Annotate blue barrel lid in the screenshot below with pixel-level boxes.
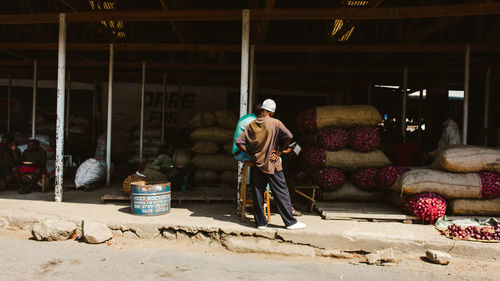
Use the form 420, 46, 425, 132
131, 181, 171, 194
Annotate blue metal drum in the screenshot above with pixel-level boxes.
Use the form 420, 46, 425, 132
130, 181, 171, 216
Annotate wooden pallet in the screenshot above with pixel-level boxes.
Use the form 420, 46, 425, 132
316, 201, 418, 222
101, 186, 235, 204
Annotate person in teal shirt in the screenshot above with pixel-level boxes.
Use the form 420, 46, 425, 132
232, 103, 262, 161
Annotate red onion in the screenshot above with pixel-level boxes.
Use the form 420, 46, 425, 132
351, 168, 379, 191
314, 167, 345, 192
297, 108, 317, 133
403, 192, 447, 224
479, 171, 500, 199
317, 127, 348, 151
377, 166, 411, 190
348, 126, 381, 152
446, 224, 500, 241
302, 146, 326, 170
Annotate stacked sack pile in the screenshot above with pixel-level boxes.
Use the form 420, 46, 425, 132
128, 128, 162, 164
189, 110, 238, 186
297, 105, 395, 201
391, 146, 500, 223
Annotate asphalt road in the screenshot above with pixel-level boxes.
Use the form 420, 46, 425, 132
0, 228, 498, 281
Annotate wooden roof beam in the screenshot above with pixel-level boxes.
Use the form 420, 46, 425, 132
2, 3, 500, 24
1, 42, 499, 53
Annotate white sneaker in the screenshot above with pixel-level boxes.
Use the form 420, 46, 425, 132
286, 221, 306, 230
257, 224, 267, 230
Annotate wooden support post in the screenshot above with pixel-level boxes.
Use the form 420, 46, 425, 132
32, 60, 37, 139
55, 13, 66, 203
401, 67, 408, 142
106, 44, 113, 186
65, 70, 71, 139
463, 44, 470, 145
237, 9, 250, 210
7, 74, 12, 133
161, 73, 166, 144
483, 67, 491, 145
139, 62, 146, 162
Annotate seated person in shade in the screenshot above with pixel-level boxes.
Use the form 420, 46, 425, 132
0, 134, 21, 190
14, 139, 47, 194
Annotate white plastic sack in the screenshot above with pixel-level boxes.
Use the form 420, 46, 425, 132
438, 120, 462, 148
75, 158, 106, 188
35, 134, 51, 146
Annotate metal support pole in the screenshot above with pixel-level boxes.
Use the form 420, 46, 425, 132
161, 73, 166, 144
367, 81, 372, 105
65, 70, 71, 139
463, 44, 470, 145
106, 44, 114, 186
401, 67, 408, 142
55, 13, 66, 203
32, 60, 38, 139
248, 44, 255, 113
139, 62, 146, 162
237, 9, 250, 211
483, 68, 491, 145
7, 74, 12, 133
92, 78, 97, 145
418, 90, 423, 144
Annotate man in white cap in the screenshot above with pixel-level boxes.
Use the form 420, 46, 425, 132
236, 99, 306, 230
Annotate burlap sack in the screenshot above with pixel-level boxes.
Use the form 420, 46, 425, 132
173, 148, 191, 166
189, 111, 216, 128
321, 180, 382, 201
433, 146, 500, 173
195, 170, 219, 183
122, 174, 146, 196
222, 142, 233, 155
190, 127, 234, 144
214, 109, 239, 130
191, 141, 220, 154
192, 154, 237, 171
392, 169, 482, 199
450, 198, 500, 216
325, 149, 390, 171
219, 170, 237, 184
316, 105, 382, 129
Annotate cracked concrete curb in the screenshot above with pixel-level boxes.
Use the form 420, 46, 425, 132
1, 213, 499, 260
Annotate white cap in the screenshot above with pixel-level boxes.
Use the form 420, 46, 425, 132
261, 99, 276, 113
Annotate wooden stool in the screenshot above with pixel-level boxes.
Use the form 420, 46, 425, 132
23, 173, 50, 192
239, 161, 271, 222
295, 185, 319, 212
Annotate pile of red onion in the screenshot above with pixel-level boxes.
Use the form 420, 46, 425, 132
403, 192, 447, 224
317, 127, 348, 151
351, 168, 379, 191
314, 167, 345, 192
377, 166, 411, 190
478, 171, 500, 199
302, 146, 326, 170
348, 126, 381, 152
297, 108, 317, 133
446, 224, 500, 241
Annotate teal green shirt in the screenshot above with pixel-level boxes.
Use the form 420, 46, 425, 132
232, 113, 257, 154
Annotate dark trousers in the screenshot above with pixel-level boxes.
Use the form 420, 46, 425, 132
253, 168, 297, 227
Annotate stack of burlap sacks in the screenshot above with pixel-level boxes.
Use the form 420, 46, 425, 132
189, 110, 238, 186
391, 146, 500, 216
297, 105, 391, 201
128, 128, 162, 164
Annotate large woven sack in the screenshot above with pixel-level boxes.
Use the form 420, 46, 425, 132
433, 146, 500, 173
173, 148, 191, 166
321, 181, 382, 201
191, 141, 220, 154
392, 169, 482, 199
195, 170, 219, 183
122, 174, 146, 196
189, 111, 216, 128
222, 142, 233, 155
192, 154, 237, 171
214, 109, 239, 130
190, 127, 234, 144
219, 170, 237, 184
450, 198, 500, 216
298, 105, 381, 133
325, 149, 390, 171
